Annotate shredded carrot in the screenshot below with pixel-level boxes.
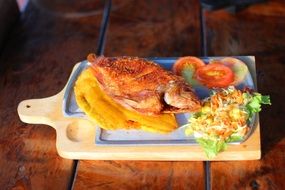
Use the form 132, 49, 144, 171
187, 87, 250, 141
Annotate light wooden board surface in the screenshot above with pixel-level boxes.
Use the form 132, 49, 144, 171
17, 62, 261, 161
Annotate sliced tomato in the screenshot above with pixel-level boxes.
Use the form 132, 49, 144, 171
195, 63, 234, 88
172, 56, 205, 75
172, 56, 205, 86
210, 58, 249, 86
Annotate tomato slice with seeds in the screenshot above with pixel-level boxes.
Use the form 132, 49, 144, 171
172, 56, 205, 75
195, 63, 234, 88
172, 56, 205, 86
210, 58, 249, 86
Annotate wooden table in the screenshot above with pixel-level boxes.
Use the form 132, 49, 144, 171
0, 0, 284, 189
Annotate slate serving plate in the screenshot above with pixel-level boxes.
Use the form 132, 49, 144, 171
62, 56, 256, 146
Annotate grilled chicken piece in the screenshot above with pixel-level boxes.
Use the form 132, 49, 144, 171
87, 54, 201, 115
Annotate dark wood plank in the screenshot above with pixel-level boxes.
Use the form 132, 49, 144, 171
74, 1, 205, 189
204, 1, 285, 189
0, 1, 102, 189
104, 0, 202, 57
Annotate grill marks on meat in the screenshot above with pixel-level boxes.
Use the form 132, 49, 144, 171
87, 54, 201, 115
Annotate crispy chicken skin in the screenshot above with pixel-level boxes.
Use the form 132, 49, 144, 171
87, 54, 201, 115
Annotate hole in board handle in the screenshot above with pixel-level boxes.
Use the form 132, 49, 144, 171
26, 105, 31, 108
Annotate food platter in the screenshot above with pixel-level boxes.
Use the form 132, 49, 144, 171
63, 56, 256, 146
18, 56, 262, 160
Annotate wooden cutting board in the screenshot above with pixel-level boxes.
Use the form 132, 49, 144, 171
17, 61, 261, 161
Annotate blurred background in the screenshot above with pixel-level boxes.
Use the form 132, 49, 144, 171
0, 0, 284, 189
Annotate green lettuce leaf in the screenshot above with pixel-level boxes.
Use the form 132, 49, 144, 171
226, 135, 243, 143
196, 135, 244, 158
245, 93, 271, 118
196, 138, 227, 158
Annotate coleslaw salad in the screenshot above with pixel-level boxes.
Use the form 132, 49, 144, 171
184, 86, 271, 158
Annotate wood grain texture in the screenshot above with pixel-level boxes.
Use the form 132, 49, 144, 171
74, 0, 205, 189
204, 0, 285, 189
74, 160, 204, 190
0, 1, 102, 189
104, 0, 202, 57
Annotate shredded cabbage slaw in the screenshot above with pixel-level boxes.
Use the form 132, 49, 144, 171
184, 86, 271, 158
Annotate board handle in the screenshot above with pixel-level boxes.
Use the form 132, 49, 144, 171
17, 63, 80, 129
17, 94, 62, 129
